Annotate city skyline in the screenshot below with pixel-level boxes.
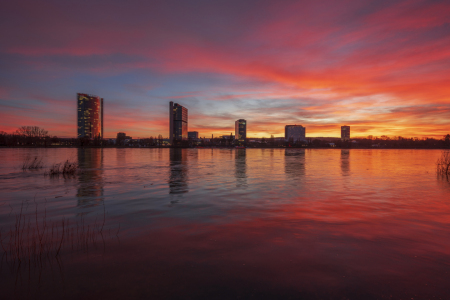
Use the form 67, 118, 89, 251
0, 95, 444, 141
1, 1, 450, 139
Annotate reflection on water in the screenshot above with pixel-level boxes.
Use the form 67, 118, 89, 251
1, 148, 450, 299
168, 148, 188, 194
116, 148, 126, 166
340, 149, 350, 176
284, 149, 305, 178
235, 149, 247, 188
76, 148, 103, 207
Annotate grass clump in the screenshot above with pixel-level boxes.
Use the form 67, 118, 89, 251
0, 201, 120, 268
436, 150, 450, 178
45, 160, 78, 176
22, 156, 43, 170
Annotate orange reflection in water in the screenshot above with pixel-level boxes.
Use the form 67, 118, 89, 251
1, 148, 449, 299
64, 202, 450, 300
76, 148, 103, 207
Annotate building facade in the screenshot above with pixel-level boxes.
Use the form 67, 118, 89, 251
169, 101, 188, 145
235, 119, 247, 146
285, 125, 306, 143
341, 125, 350, 141
188, 131, 198, 139
77, 93, 103, 139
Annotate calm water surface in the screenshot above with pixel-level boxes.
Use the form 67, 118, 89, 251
1, 148, 449, 299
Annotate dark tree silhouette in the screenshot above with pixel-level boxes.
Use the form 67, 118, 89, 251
15, 126, 49, 146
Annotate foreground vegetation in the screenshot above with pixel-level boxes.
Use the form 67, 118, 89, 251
0, 201, 119, 268
22, 156, 44, 170
44, 160, 78, 176
436, 150, 450, 178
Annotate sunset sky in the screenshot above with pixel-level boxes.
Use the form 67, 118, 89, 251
1, 0, 449, 139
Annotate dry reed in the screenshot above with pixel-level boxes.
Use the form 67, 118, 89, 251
22, 156, 43, 170
0, 201, 120, 268
44, 160, 78, 176
436, 150, 450, 178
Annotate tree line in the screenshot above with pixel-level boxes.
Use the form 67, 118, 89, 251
1, 126, 449, 148
0, 126, 53, 147
245, 135, 450, 149
0, 126, 168, 147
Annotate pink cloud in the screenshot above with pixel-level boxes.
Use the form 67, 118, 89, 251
1, 0, 450, 138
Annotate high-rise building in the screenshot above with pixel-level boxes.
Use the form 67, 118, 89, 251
285, 125, 306, 143
169, 101, 188, 145
188, 131, 198, 139
77, 93, 103, 139
235, 119, 247, 146
341, 125, 350, 141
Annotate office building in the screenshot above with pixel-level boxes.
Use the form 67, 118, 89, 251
341, 125, 350, 141
188, 131, 199, 139
169, 101, 188, 145
77, 93, 103, 139
235, 119, 247, 146
285, 125, 306, 143
116, 132, 132, 145
116, 132, 132, 140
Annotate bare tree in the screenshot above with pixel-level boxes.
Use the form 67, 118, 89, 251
444, 134, 450, 147
16, 126, 48, 138
15, 126, 49, 146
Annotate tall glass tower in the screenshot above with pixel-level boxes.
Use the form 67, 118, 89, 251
169, 101, 188, 145
77, 93, 103, 139
235, 119, 247, 147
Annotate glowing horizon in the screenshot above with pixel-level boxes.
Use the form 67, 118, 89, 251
1, 0, 449, 139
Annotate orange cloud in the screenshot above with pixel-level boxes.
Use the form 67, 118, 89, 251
1, 0, 449, 138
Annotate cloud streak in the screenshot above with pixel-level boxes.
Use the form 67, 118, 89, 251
0, 0, 449, 138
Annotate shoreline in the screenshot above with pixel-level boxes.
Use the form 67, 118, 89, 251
1, 146, 449, 150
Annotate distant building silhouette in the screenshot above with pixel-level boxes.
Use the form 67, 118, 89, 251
116, 132, 131, 145
117, 132, 132, 139
341, 125, 350, 141
235, 119, 247, 146
77, 93, 103, 139
188, 131, 198, 139
169, 101, 188, 145
285, 125, 306, 143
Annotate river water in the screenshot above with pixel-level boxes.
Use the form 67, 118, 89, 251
1, 148, 449, 299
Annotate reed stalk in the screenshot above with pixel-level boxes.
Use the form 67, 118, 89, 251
436, 150, 450, 178
22, 156, 44, 170
44, 160, 78, 176
0, 201, 119, 268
